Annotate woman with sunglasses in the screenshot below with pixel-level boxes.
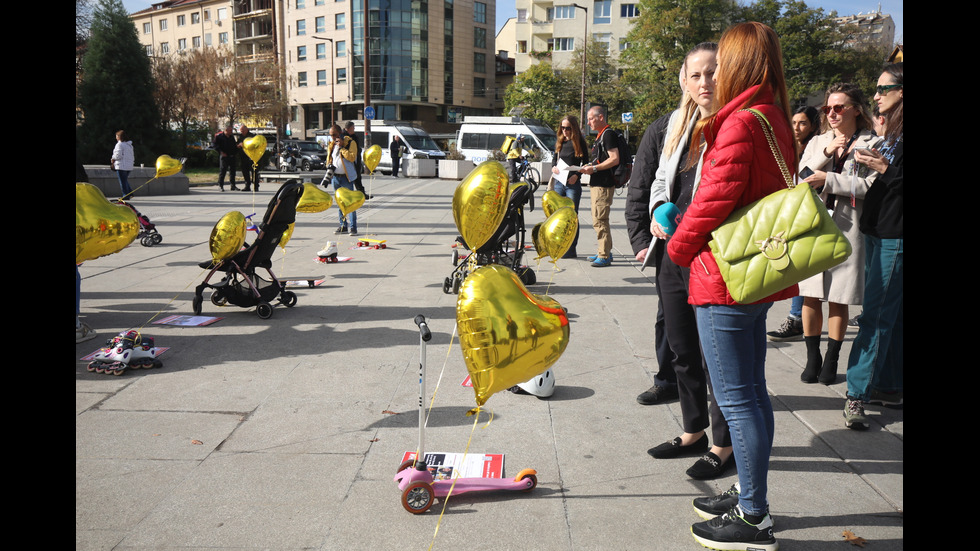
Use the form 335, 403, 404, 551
843, 62, 903, 429
550, 116, 589, 258
797, 83, 881, 385
645, 42, 734, 481
666, 22, 796, 549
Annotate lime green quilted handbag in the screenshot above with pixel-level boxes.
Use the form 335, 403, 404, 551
708, 109, 852, 304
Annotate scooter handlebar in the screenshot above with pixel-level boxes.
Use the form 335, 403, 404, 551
414, 315, 431, 342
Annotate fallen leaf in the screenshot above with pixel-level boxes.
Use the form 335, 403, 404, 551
842, 530, 867, 547
191, 440, 203, 445
381, 410, 398, 415
369, 438, 379, 442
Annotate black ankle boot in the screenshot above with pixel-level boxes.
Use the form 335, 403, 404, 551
801, 335, 821, 383
819, 338, 843, 385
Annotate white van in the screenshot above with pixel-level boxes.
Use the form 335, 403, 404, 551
455, 116, 557, 164
314, 121, 445, 175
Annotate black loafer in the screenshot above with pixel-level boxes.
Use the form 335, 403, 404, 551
637, 384, 679, 405
686, 451, 735, 480
647, 434, 708, 459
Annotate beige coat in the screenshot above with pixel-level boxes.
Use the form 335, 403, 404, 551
797, 130, 882, 305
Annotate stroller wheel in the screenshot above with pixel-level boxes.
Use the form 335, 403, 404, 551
452, 248, 460, 266
281, 291, 297, 307
210, 291, 228, 307
518, 267, 537, 286
452, 273, 463, 294
141, 235, 154, 247
442, 277, 453, 295
256, 302, 274, 319
192, 295, 203, 316
401, 481, 435, 514
152, 233, 163, 245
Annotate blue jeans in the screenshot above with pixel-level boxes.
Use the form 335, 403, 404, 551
789, 295, 803, 319
846, 235, 903, 400
552, 180, 582, 255
696, 302, 773, 516
332, 174, 357, 229
117, 170, 133, 198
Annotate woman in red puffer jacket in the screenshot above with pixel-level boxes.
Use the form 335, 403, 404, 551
669, 22, 794, 551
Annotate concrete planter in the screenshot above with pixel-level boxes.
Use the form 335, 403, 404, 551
81, 165, 190, 197
405, 158, 437, 178
438, 159, 475, 180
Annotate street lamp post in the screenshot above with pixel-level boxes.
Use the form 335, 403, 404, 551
312, 36, 335, 128
572, 4, 588, 133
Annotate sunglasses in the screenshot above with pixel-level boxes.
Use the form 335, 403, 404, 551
875, 84, 902, 95
560, 126, 572, 131
822, 104, 853, 115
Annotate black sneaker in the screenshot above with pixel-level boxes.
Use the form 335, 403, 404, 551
335, 225, 348, 234
693, 484, 740, 520
766, 316, 802, 342
691, 505, 778, 551
636, 384, 679, 405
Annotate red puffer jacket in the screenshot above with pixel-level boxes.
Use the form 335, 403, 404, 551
667, 84, 800, 306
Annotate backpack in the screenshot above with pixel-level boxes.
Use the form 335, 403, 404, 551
596, 128, 633, 188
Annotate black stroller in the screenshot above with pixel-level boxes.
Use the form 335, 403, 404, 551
192, 180, 304, 319
443, 177, 540, 295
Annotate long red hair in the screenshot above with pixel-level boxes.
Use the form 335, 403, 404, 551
691, 22, 793, 159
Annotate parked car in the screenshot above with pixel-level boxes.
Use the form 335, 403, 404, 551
280, 140, 327, 171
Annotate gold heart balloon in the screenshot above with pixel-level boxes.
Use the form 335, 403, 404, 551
452, 161, 510, 251
279, 223, 294, 250
363, 144, 382, 173
209, 211, 247, 263
155, 155, 183, 178
296, 182, 333, 213
456, 264, 569, 407
76, 183, 139, 263
542, 190, 575, 218
335, 187, 365, 217
533, 206, 578, 262
243, 135, 267, 166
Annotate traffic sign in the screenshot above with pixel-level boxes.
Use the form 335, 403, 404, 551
364, 106, 376, 120
622, 112, 633, 124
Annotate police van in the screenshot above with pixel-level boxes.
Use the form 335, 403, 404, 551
455, 117, 557, 164
314, 121, 445, 174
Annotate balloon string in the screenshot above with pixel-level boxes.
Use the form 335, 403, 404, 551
124, 175, 158, 199
427, 406, 483, 551
127, 266, 211, 334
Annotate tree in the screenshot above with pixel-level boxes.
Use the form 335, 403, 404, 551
77, 0, 163, 164
503, 62, 577, 129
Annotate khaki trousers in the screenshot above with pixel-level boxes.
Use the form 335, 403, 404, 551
590, 186, 614, 259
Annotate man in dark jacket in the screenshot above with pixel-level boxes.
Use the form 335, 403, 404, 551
236, 125, 257, 192
625, 112, 680, 406
214, 125, 240, 191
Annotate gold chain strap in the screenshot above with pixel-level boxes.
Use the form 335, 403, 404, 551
741, 109, 795, 189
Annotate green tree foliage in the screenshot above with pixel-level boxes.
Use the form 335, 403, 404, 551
77, 0, 163, 165
503, 61, 576, 129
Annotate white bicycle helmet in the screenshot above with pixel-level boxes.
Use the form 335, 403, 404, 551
516, 369, 555, 398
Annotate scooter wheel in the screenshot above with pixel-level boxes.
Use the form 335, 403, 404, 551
515, 469, 537, 491
401, 481, 435, 514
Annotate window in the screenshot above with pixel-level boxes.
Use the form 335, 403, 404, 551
474, 27, 486, 49
593, 0, 611, 24
621, 4, 639, 18
337, 67, 347, 84
316, 42, 326, 59
178, 38, 187, 51
593, 32, 611, 54
554, 5, 576, 19
473, 77, 486, 97
315, 16, 325, 33
192, 12, 200, 24
517, 40, 527, 54
550, 37, 574, 51
296, 20, 306, 35
619, 39, 630, 51
145, 45, 153, 56
177, 15, 185, 26
296, 0, 305, 7
203, 9, 210, 20
143, 22, 151, 34
216, 7, 228, 20
205, 33, 212, 46
474, 52, 486, 73
474, 2, 486, 23
336, 40, 346, 57
517, 9, 526, 23
297, 45, 307, 61
317, 70, 327, 86
218, 32, 228, 44
335, 13, 345, 29
160, 42, 170, 54
159, 19, 168, 31
192, 36, 201, 48
298, 71, 308, 87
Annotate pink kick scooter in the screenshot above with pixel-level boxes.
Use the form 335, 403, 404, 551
393, 315, 538, 514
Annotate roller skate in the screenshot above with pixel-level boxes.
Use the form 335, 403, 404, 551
86, 330, 161, 376
127, 334, 163, 371
317, 241, 339, 263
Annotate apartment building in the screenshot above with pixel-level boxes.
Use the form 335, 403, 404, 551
132, 0, 237, 57
512, 0, 640, 73
282, 0, 496, 137
833, 10, 896, 49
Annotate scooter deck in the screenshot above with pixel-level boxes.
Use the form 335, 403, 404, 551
281, 276, 326, 287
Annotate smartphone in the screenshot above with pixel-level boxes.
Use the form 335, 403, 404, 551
799, 166, 814, 179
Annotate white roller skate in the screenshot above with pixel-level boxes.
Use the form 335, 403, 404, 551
317, 241, 339, 263
86, 330, 162, 376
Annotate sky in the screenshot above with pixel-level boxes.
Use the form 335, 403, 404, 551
119, 0, 903, 43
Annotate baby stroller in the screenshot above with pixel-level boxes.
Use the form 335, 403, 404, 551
191, 180, 304, 319
443, 177, 539, 295
115, 199, 163, 247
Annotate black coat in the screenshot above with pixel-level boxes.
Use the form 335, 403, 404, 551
624, 113, 671, 255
